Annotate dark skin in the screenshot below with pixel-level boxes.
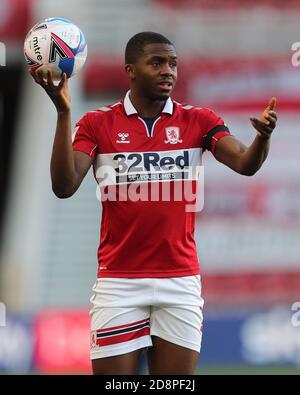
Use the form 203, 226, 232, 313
30, 42, 277, 374
125, 43, 178, 117
215, 97, 277, 176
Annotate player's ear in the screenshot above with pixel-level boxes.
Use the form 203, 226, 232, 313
125, 64, 135, 80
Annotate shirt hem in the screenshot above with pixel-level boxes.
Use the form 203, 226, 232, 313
97, 267, 200, 279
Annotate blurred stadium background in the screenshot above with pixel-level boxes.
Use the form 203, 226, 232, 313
1, 0, 300, 375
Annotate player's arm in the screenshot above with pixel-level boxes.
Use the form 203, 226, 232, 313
214, 98, 277, 176
31, 70, 93, 198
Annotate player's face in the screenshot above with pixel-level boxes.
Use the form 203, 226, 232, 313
132, 43, 177, 101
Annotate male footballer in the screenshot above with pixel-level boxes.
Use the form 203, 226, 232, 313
31, 32, 277, 375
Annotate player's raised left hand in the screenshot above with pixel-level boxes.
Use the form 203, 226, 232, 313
250, 97, 277, 140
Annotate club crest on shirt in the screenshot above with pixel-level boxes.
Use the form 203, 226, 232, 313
164, 127, 182, 144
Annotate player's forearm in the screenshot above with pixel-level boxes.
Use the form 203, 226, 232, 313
239, 134, 270, 176
50, 111, 78, 198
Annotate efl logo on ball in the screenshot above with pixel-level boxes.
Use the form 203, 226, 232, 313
24, 17, 87, 80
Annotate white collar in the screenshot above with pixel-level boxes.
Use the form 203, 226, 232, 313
124, 90, 173, 116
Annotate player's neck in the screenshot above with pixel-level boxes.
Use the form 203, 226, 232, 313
129, 90, 166, 118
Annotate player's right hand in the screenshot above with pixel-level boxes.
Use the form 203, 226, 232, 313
249, 97, 277, 140
30, 69, 71, 114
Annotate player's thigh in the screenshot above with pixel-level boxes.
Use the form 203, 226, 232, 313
147, 304, 203, 374
147, 336, 199, 375
90, 306, 152, 375
92, 348, 144, 375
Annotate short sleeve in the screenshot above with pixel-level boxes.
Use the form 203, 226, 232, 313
203, 109, 231, 154
72, 113, 98, 159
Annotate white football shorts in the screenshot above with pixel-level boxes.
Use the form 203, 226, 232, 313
89, 275, 204, 359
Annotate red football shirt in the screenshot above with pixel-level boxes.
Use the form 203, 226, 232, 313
72, 91, 230, 278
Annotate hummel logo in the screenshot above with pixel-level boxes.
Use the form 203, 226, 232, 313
116, 132, 130, 144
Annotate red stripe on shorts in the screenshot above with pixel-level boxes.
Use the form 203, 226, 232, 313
96, 317, 150, 333
96, 326, 150, 347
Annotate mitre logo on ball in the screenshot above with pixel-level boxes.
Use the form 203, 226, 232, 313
24, 17, 87, 81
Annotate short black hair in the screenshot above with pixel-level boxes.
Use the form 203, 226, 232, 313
125, 31, 174, 64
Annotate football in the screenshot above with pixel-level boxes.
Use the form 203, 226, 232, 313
24, 17, 87, 80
